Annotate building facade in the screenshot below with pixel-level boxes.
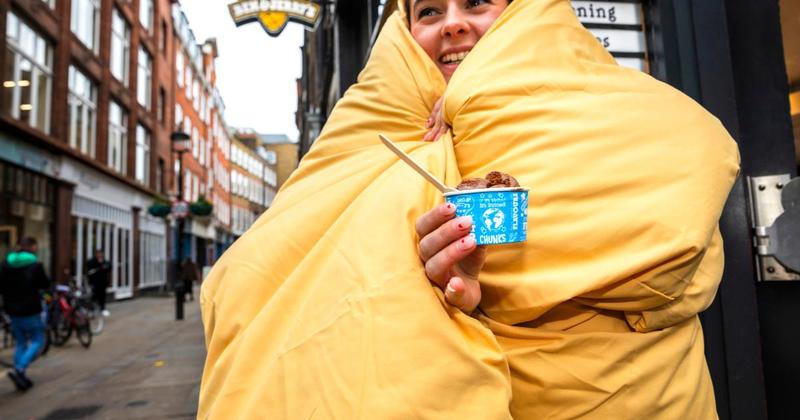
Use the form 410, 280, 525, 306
294, 1, 800, 418
0, 0, 174, 297
229, 132, 272, 237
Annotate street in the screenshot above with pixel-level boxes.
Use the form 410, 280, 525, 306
0, 293, 205, 420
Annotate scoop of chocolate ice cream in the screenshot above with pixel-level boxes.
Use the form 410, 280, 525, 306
486, 171, 520, 188
456, 178, 489, 190
457, 172, 519, 190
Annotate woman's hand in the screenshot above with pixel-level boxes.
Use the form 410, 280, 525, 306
424, 97, 449, 142
416, 203, 486, 313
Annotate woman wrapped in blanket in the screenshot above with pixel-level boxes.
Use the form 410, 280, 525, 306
198, 0, 739, 418
410, 0, 736, 417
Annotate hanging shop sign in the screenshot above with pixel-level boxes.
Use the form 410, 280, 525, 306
571, 1, 648, 72
228, 0, 322, 37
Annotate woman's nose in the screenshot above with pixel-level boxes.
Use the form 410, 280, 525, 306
441, 10, 470, 38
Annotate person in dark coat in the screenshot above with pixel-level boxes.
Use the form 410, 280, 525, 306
0, 237, 51, 391
86, 249, 111, 317
180, 258, 200, 302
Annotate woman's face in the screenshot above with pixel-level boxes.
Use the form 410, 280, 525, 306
409, 0, 509, 81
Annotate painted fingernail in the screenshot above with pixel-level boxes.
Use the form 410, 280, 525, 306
457, 235, 476, 250
455, 216, 472, 230
443, 203, 456, 214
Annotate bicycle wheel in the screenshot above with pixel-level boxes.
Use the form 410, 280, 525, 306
74, 309, 92, 348
50, 308, 72, 346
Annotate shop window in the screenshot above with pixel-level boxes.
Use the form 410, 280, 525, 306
780, 0, 800, 169
110, 8, 130, 86
67, 66, 97, 158
135, 124, 151, 185
137, 47, 152, 108
3, 12, 53, 133
70, 0, 100, 53
108, 101, 128, 174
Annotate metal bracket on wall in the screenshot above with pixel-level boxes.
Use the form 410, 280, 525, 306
747, 174, 800, 281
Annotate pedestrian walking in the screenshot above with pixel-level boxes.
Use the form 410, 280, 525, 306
0, 237, 51, 391
180, 258, 199, 302
86, 250, 111, 317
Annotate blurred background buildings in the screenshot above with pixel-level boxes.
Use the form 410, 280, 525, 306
0, 0, 297, 299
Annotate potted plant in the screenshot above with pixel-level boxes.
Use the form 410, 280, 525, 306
148, 197, 171, 218
190, 195, 213, 217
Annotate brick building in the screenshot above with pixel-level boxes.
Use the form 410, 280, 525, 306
171, 3, 234, 267
0, 0, 175, 297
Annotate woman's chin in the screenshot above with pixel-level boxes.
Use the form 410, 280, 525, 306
438, 63, 459, 82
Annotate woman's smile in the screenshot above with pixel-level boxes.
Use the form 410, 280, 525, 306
410, 0, 509, 81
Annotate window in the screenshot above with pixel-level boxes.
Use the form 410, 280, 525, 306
184, 171, 191, 201
185, 66, 193, 99
3, 12, 53, 133
192, 127, 199, 159
192, 80, 200, 111
71, 0, 100, 52
137, 47, 151, 108
67, 66, 97, 157
110, 9, 130, 85
157, 158, 165, 193
175, 104, 183, 130
160, 20, 168, 53
780, 0, 800, 170
108, 101, 127, 174
139, 0, 153, 32
135, 125, 150, 185
175, 52, 184, 87
158, 87, 165, 124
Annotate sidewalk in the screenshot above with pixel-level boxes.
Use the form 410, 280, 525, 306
0, 293, 205, 420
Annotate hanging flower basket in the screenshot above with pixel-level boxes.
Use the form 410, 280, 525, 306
148, 200, 171, 218
190, 195, 213, 217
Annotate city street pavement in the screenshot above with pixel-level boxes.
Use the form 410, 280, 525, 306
0, 291, 205, 420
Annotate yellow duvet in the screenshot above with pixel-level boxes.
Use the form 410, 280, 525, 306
199, 0, 740, 418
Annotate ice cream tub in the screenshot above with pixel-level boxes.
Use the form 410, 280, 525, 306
443, 187, 529, 245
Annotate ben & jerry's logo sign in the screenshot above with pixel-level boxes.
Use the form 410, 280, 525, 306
228, 0, 322, 37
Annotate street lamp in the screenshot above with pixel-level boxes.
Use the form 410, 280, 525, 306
171, 130, 191, 321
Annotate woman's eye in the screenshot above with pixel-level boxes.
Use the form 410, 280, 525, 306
417, 7, 438, 19
466, 0, 489, 8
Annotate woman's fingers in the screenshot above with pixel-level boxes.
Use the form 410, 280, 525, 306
415, 203, 456, 239
424, 235, 477, 289
418, 215, 473, 262
423, 97, 449, 141
445, 276, 482, 313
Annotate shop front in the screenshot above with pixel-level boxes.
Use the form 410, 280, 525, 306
0, 132, 64, 277
59, 157, 165, 299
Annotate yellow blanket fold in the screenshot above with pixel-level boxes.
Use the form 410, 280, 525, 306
199, 0, 739, 418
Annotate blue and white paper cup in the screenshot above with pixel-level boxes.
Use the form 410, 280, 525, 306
444, 187, 529, 245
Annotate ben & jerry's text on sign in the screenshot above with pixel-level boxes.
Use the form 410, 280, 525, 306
229, 0, 321, 37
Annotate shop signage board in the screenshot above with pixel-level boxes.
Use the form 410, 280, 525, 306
228, 0, 322, 37
571, 0, 648, 73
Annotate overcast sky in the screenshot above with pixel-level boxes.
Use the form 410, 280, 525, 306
179, 1, 304, 141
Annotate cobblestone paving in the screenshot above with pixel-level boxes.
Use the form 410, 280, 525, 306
0, 292, 205, 420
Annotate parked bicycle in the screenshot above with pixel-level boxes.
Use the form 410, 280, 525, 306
47, 284, 91, 348
74, 282, 104, 336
